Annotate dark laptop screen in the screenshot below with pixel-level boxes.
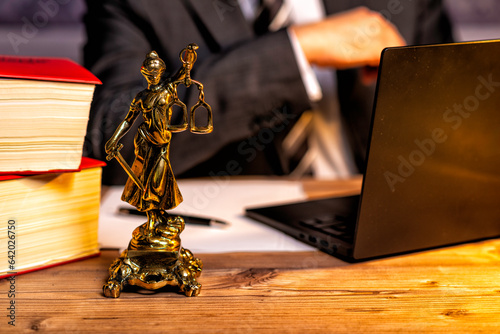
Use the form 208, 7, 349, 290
355, 40, 500, 259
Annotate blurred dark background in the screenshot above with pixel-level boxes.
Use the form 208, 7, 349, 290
0, 0, 498, 64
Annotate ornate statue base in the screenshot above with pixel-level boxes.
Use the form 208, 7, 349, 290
103, 214, 202, 298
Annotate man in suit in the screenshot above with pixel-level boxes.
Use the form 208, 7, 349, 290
83, 0, 453, 184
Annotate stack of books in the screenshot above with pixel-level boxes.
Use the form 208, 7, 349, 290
0, 55, 103, 278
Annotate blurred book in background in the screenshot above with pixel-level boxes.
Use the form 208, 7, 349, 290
0, 55, 101, 173
0, 157, 105, 278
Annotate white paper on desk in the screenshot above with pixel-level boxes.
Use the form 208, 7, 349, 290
98, 179, 315, 253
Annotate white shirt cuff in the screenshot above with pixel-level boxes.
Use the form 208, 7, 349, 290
287, 27, 323, 102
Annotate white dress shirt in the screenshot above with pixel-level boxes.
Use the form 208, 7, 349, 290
239, 0, 357, 178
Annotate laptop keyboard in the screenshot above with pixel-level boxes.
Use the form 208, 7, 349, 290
245, 195, 361, 257
299, 214, 355, 242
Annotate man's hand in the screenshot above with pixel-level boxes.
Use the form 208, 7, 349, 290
291, 7, 406, 69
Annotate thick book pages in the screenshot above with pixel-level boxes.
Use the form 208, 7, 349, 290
0, 55, 101, 172
0, 157, 105, 278
0, 151, 103, 176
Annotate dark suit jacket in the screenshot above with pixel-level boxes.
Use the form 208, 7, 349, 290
84, 0, 453, 184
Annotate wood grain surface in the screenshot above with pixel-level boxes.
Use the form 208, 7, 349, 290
3, 177, 500, 333
3, 239, 500, 333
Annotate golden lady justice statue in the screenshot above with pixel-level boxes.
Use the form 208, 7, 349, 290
103, 43, 213, 298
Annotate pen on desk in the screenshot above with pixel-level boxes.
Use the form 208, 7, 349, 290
117, 207, 229, 228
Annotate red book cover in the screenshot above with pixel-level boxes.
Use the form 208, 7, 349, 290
0, 157, 106, 180
0, 55, 101, 85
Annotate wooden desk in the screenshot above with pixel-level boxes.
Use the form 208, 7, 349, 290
3, 178, 500, 333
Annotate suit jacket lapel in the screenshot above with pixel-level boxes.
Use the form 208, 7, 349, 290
183, 0, 253, 51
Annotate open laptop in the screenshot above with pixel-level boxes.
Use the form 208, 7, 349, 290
246, 39, 500, 261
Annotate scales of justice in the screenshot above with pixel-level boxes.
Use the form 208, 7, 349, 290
103, 43, 213, 298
